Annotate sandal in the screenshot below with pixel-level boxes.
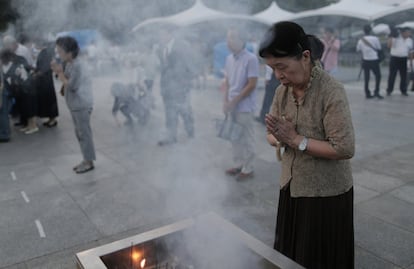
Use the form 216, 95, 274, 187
73, 162, 83, 171
225, 167, 242, 176
75, 162, 94, 174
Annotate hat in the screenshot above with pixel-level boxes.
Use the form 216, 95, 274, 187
259, 21, 310, 58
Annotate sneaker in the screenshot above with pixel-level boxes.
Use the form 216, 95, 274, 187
24, 127, 39, 134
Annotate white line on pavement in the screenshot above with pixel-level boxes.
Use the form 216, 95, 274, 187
21, 191, 30, 203
35, 220, 46, 238
11, 171, 16, 181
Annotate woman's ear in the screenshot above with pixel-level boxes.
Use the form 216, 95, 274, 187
302, 50, 312, 63
303, 50, 311, 59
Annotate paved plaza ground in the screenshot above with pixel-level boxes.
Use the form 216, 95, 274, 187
1, 65, 414, 268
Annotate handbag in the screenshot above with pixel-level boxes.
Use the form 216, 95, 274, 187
361, 37, 384, 62
377, 49, 385, 62
215, 114, 244, 142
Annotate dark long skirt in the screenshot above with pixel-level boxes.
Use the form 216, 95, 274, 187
274, 183, 354, 269
36, 71, 58, 118
0, 93, 11, 140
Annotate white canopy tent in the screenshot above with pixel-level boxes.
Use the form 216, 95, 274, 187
253, 2, 294, 25
371, 0, 414, 20
288, 0, 391, 22
131, 0, 414, 33
396, 21, 414, 28
132, 0, 263, 32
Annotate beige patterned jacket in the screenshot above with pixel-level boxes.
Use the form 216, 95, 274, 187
270, 65, 355, 197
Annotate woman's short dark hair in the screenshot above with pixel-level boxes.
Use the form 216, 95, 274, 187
308, 35, 324, 60
56, 36, 80, 58
259, 21, 310, 59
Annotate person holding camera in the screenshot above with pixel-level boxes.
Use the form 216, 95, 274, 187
386, 27, 413, 96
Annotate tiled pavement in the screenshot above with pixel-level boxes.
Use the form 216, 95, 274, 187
0, 66, 413, 268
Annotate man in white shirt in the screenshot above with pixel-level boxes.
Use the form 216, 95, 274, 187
356, 25, 383, 99
2, 35, 35, 68
386, 27, 413, 96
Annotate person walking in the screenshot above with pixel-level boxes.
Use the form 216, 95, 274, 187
356, 24, 384, 99
260, 21, 355, 269
223, 28, 259, 181
51, 36, 96, 174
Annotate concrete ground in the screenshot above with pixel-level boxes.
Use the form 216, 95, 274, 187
0, 65, 414, 269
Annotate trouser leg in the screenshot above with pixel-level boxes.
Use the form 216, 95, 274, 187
163, 97, 178, 141
387, 57, 398, 94
363, 61, 371, 97
372, 61, 381, 95
231, 112, 255, 174
178, 94, 194, 137
70, 109, 96, 161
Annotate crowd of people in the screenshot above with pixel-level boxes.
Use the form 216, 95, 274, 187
357, 24, 414, 99
1, 19, 414, 268
0, 35, 58, 142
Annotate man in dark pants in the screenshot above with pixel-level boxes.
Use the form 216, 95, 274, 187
158, 27, 196, 146
256, 65, 280, 124
386, 27, 413, 96
356, 25, 383, 99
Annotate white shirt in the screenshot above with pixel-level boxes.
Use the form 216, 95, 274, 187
356, 35, 381, 60
15, 44, 34, 67
390, 36, 413, 57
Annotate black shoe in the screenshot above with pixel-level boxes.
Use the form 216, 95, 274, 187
402, 92, 409, 96
366, 95, 374, 99
0, 138, 10, 143
374, 94, 384, 99
14, 122, 23, 126
157, 138, 177, 146
386, 92, 392, 96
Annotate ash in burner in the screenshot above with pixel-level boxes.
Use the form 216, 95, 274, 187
100, 230, 279, 269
